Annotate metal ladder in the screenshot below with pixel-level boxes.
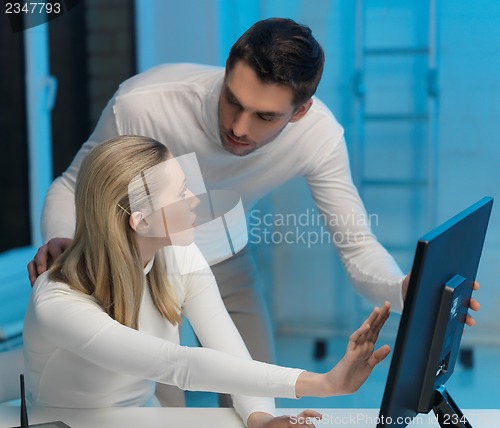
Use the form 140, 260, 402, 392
314, 1, 440, 361
352, 0, 439, 264
348, 0, 440, 347
346, 1, 474, 369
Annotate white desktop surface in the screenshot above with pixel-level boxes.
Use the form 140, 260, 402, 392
0, 406, 500, 428
1, 406, 499, 428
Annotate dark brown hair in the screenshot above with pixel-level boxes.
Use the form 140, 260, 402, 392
226, 18, 325, 106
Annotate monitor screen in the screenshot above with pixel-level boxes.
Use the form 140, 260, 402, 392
377, 196, 493, 428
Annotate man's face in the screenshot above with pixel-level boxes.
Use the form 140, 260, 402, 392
218, 60, 310, 156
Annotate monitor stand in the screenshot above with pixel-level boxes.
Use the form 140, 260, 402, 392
432, 385, 473, 428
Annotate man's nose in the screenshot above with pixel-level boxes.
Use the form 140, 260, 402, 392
232, 111, 251, 138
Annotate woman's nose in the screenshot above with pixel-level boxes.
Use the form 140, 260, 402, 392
187, 189, 200, 209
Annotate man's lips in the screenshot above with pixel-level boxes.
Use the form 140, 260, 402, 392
225, 132, 250, 146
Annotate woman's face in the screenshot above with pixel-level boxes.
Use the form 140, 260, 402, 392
136, 158, 200, 246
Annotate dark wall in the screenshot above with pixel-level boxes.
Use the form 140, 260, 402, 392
0, 0, 136, 252
49, 0, 91, 178
0, 17, 29, 252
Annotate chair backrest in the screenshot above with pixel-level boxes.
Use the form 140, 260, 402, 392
0, 348, 23, 402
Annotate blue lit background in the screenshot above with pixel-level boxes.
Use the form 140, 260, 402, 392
1, 0, 499, 411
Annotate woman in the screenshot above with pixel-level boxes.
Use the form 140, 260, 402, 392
23, 135, 391, 428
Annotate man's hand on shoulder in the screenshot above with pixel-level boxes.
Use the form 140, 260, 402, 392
27, 237, 73, 286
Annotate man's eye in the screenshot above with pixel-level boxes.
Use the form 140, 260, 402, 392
258, 115, 274, 122
225, 92, 240, 107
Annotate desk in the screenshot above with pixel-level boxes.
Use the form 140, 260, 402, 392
0, 406, 499, 427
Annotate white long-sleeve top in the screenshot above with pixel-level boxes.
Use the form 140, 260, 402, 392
41, 63, 404, 312
23, 244, 303, 424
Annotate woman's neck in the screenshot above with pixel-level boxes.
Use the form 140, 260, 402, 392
134, 234, 170, 267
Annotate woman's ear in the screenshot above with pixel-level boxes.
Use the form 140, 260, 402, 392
129, 211, 149, 233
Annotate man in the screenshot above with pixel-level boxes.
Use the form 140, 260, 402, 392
28, 17, 479, 409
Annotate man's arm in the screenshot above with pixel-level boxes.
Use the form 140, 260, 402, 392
305, 134, 405, 312
304, 124, 480, 324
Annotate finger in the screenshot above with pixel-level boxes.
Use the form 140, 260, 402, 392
465, 314, 476, 327
349, 322, 371, 344
27, 260, 38, 286
352, 308, 381, 343
365, 303, 391, 342
350, 303, 391, 346
352, 312, 387, 345
298, 409, 323, 419
297, 410, 322, 428
369, 302, 391, 331
367, 344, 391, 369
469, 298, 480, 312
47, 239, 65, 260
33, 245, 49, 275
473, 281, 480, 291
364, 306, 382, 327
365, 302, 390, 328
289, 410, 322, 428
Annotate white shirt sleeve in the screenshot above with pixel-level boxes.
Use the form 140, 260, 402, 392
31, 274, 302, 426
41, 98, 121, 241
178, 245, 284, 423
305, 132, 405, 313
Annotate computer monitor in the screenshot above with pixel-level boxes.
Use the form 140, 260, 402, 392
377, 196, 493, 428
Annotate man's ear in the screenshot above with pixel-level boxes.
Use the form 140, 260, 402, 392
290, 99, 313, 123
129, 212, 149, 233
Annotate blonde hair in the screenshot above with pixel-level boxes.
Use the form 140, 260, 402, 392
50, 135, 181, 328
